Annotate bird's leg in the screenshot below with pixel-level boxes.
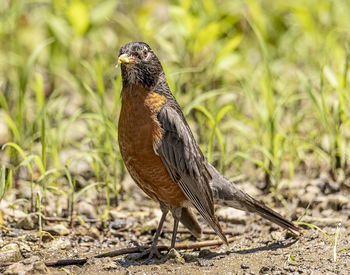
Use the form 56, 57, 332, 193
170, 218, 179, 249
168, 206, 181, 253
128, 203, 168, 261
147, 205, 168, 259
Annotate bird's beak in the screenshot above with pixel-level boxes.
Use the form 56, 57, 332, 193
118, 54, 135, 64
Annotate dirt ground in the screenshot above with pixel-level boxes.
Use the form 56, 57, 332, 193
1, 175, 349, 274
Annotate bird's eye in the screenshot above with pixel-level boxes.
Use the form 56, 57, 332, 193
143, 49, 148, 58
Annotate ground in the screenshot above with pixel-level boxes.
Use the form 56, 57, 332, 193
0, 174, 349, 274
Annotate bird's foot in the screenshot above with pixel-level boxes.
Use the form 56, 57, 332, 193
127, 246, 163, 263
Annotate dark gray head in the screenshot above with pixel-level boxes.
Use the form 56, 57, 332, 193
118, 42, 164, 88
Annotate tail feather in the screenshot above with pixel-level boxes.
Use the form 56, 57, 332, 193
179, 207, 202, 239
208, 164, 299, 233
238, 191, 299, 232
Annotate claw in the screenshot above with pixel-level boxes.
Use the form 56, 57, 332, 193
127, 246, 164, 263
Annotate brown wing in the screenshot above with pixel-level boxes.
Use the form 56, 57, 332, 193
154, 103, 228, 245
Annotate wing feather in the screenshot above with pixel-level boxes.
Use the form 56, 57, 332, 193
154, 104, 227, 244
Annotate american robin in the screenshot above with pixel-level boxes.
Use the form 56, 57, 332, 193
117, 42, 299, 259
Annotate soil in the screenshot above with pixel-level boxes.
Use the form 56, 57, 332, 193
1, 175, 350, 274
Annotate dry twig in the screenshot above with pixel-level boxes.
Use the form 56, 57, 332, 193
162, 228, 238, 236
95, 236, 236, 259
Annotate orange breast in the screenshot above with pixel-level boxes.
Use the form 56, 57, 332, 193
118, 85, 187, 207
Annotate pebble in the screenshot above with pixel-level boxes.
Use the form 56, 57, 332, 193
47, 238, 72, 250
167, 248, 185, 264
4, 259, 50, 275
24, 234, 39, 242
284, 265, 295, 272
271, 231, 283, 241
77, 201, 97, 219
0, 243, 23, 264
110, 218, 127, 230
8, 209, 27, 220
17, 213, 38, 230
18, 242, 31, 255
84, 257, 119, 271
197, 258, 213, 267
45, 223, 70, 236
88, 226, 100, 239
241, 263, 249, 269
109, 209, 128, 219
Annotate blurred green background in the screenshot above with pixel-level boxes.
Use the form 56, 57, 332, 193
0, 0, 350, 216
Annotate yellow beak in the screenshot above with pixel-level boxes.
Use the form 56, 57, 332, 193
118, 54, 135, 64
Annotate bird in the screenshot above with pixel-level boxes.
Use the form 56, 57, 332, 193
117, 41, 299, 259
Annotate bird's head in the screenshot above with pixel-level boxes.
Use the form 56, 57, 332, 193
118, 42, 164, 88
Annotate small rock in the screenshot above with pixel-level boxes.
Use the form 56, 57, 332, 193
84, 257, 120, 271
47, 238, 72, 250
167, 248, 184, 264
22, 256, 41, 264
18, 242, 31, 255
43, 190, 61, 217
4, 259, 50, 275
45, 223, 70, 236
24, 234, 39, 242
77, 201, 96, 219
0, 243, 23, 264
8, 209, 27, 220
88, 226, 100, 239
75, 225, 88, 236
102, 259, 119, 271
284, 265, 295, 272
110, 218, 127, 230
167, 248, 181, 259
197, 258, 213, 267
80, 242, 93, 247
6, 230, 20, 238
241, 263, 249, 269
109, 210, 128, 219
17, 213, 38, 230
271, 231, 283, 241
75, 225, 100, 239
